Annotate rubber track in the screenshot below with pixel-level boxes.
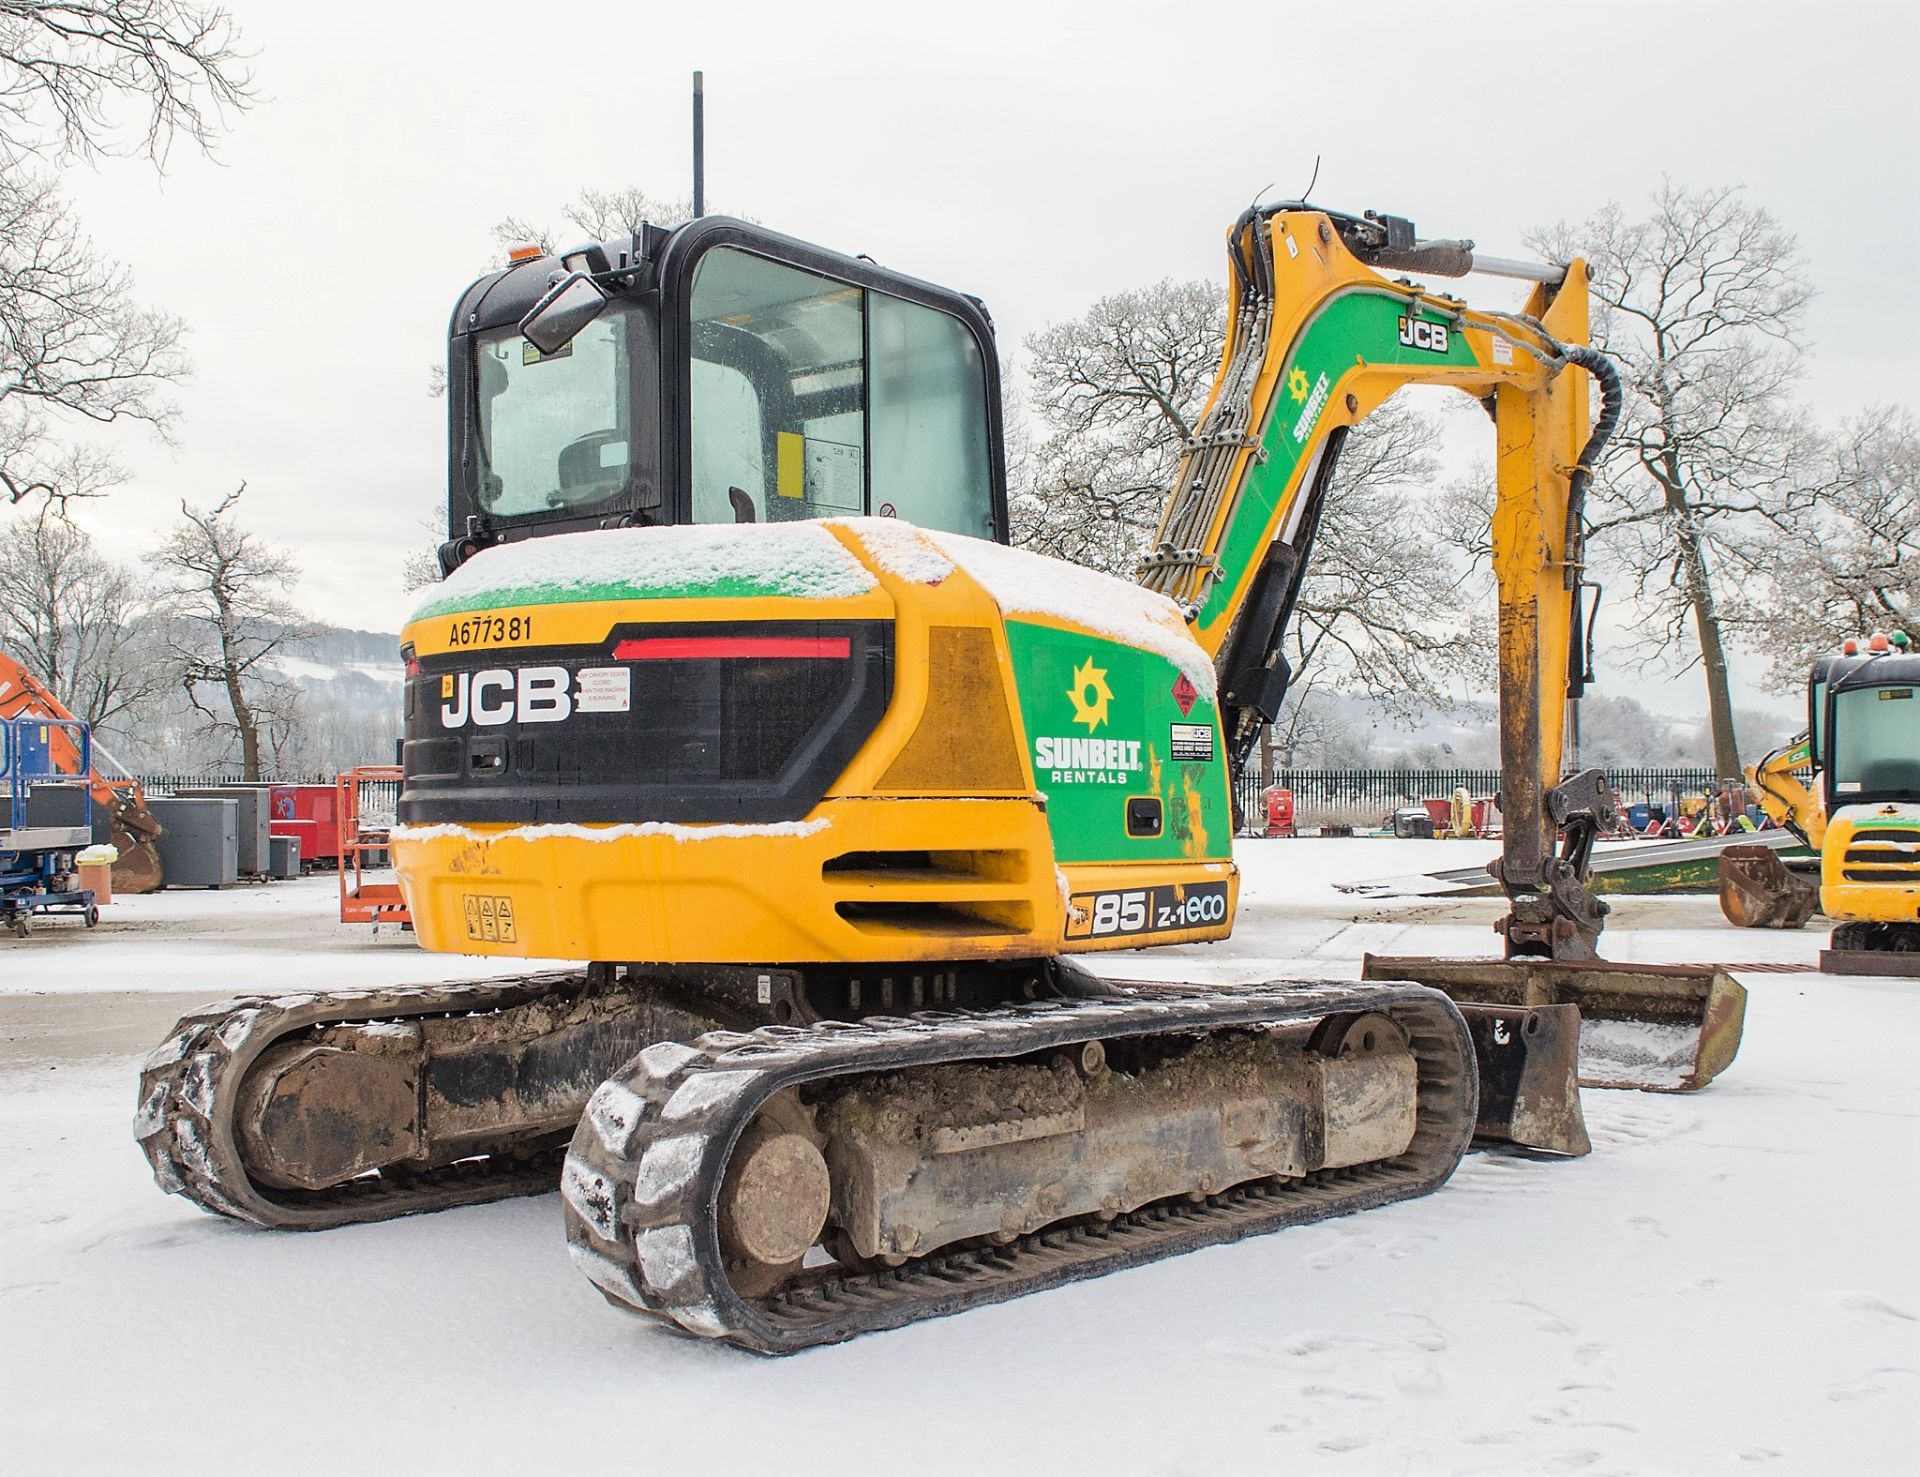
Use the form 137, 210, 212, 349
562, 981, 1476, 1354
133, 972, 593, 1229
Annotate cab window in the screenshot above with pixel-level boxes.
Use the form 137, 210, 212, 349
475, 308, 633, 517
688, 247, 993, 535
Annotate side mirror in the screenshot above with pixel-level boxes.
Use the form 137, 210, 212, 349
519, 272, 609, 357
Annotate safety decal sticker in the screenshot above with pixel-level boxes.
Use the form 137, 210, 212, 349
463, 894, 518, 943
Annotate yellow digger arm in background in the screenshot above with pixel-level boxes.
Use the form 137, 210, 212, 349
1746, 736, 1824, 847
1139, 206, 1624, 960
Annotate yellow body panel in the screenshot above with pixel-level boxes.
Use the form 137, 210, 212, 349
1822, 811, 1920, 924
396, 520, 1238, 963
394, 797, 1067, 963
408, 591, 896, 659
1059, 860, 1240, 952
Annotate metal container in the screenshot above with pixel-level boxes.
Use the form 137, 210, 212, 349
267, 833, 302, 880
146, 797, 240, 888
174, 787, 272, 876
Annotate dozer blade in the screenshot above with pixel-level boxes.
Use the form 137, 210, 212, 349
1361, 955, 1746, 1093
1820, 947, 1920, 979
1718, 844, 1817, 929
1449, 1002, 1590, 1155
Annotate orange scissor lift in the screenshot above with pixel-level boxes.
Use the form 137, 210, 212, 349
338, 765, 412, 928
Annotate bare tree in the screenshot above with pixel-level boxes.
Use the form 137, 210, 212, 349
0, 504, 162, 723
1528, 182, 1818, 778
1283, 400, 1492, 721
0, 0, 251, 166
1014, 279, 1224, 575
1015, 280, 1483, 718
492, 185, 754, 260
1735, 405, 1918, 684
0, 4, 250, 508
153, 484, 312, 779
0, 171, 187, 505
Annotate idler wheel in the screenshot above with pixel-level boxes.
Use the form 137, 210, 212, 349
718, 1092, 831, 1295
720, 1132, 831, 1268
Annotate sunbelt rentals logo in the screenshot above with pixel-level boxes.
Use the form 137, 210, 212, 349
1033, 656, 1142, 785
1288, 365, 1331, 444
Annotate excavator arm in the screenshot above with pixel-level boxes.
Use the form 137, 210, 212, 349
1139, 205, 1620, 959
1746, 735, 1823, 847
1157, 206, 1743, 1093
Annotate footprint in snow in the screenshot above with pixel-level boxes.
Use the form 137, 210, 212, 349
1835, 1293, 1917, 1324
1827, 1366, 1919, 1403
1500, 1296, 1577, 1336
1298, 1383, 1384, 1403
1392, 1311, 1450, 1352
1583, 1100, 1701, 1148
1382, 1232, 1437, 1260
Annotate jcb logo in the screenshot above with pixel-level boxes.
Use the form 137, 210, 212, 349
1397, 316, 1449, 354
439, 667, 571, 728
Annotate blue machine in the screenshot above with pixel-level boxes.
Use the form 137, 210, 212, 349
1, 715, 99, 935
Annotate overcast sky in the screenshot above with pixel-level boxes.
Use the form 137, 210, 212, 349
39, 0, 1920, 723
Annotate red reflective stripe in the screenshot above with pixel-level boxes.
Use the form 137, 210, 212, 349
610, 636, 852, 661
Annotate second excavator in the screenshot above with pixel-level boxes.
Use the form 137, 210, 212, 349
1720, 632, 1920, 973
136, 201, 1745, 1352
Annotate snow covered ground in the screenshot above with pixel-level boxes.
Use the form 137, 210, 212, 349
2, 847, 1914, 1474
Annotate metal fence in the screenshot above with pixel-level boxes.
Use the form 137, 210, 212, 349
1234, 766, 1725, 826
138, 768, 1728, 833
136, 772, 402, 824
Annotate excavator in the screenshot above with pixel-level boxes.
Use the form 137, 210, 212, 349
1719, 631, 1920, 974
135, 202, 1745, 1353
0, 650, 164, 892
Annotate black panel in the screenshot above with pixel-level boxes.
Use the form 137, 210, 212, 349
400, 620, 892, 826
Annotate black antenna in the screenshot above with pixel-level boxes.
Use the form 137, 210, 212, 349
692, 71, 705, 218
1300, 154, 1321, 203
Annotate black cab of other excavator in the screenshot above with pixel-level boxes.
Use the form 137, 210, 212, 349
438, 216, 1008, 575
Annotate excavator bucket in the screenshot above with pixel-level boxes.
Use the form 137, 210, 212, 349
110, 832, 165, 894
1362, 955, 1746, 1094
106, 792, 166, 894
1450, 1000, 1590, 1155
1718, 844, 1818, 929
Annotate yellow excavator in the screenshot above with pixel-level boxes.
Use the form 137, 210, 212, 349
135, 203, 1744, 1352
1720, 632, 1920, 973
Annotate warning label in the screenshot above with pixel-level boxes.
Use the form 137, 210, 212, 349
463, 893, 518, 943
574, 666, 632, 714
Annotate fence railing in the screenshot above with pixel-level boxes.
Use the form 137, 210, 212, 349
138, 768, 1731, 834
135, 773, 333, 793
136, 772, 401, 827
1234, 766, 1725, 826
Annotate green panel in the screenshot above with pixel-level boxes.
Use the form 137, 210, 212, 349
1198, 291, 1480, 628
414, 572, 820, 620
1004, 622, 1231, 864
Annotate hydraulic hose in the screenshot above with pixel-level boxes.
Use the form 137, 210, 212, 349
1559, 344, 1624, 588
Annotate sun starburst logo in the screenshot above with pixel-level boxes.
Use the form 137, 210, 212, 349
1067, 657, 1113, 731
1287, 367, 1310, 402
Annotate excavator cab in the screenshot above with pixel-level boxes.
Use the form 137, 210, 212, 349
1818, 638, 1920, 970
1721, 635, 1920, 967
440, 217, 1006, 574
